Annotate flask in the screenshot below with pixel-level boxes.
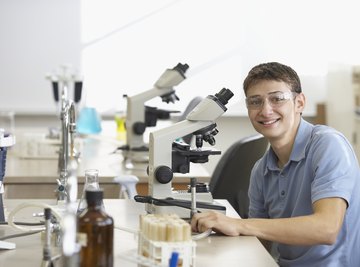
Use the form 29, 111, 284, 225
78, 169, 104, 214
78, 189, 114, 267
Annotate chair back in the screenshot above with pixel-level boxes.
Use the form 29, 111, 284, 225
209, 134, 268, 218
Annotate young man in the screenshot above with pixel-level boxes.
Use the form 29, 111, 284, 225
191, 62, 360, 266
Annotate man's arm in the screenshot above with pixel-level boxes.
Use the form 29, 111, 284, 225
191, 197, 347, 246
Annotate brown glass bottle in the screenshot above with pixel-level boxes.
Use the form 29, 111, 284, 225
78, 189, 114, 267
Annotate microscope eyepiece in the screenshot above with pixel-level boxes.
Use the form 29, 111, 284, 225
215, 88, 234, 106
173, 63, 189, 75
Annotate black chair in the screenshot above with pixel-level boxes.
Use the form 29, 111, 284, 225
209, 134, 268, 218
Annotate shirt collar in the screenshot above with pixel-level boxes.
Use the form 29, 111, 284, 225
265, 118, 314, 173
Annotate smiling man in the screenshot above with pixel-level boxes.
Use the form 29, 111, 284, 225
191, 62, 360, 266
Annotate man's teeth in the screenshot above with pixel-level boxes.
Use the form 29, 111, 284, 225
262, 120, 277, 125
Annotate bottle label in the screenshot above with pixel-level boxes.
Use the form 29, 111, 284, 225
77, 232, 88, 247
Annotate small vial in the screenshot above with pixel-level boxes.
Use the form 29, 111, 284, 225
78, 169, 103, 214
78, 190, 114, 267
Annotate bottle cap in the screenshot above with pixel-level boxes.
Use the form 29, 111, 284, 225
85, 189, 103, 205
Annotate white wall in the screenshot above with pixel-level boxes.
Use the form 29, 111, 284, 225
3, 0, 360, 116
326, 64, 354, 142
2, 0, 360, 173
0, 0, 81, 113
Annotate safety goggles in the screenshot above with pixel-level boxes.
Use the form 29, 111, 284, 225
245, 91, 298, 110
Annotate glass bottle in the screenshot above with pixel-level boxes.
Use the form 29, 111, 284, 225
78, 169, 103, 214
78, 189, 114, 267
114, 94, 127, 142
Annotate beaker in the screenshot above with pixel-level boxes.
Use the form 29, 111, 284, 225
78, 169, 104, 214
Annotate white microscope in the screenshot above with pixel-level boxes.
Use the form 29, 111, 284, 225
135, 88, 234, 218
118, 63, 189, 163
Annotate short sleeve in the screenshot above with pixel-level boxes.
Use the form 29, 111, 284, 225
310, 130, 358, 206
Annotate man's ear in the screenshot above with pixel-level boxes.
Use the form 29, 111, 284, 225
296, 93, 306, 114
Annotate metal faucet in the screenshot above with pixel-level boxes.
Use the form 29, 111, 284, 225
57, 84, 78, 202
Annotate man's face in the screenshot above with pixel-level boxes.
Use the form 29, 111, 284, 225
246, 80, 305, 143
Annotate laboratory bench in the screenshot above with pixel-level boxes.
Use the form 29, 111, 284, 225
4, 127, 210, 199
0, 198, 278, 266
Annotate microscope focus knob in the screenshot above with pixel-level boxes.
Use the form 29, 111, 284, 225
155, 166, 173, 184
133, 122, 146, 135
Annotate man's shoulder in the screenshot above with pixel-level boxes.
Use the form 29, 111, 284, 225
308, 124, 348, 145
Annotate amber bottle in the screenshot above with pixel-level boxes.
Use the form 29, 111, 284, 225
78, 190, 114, 267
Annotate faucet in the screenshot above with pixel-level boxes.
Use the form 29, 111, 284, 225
46, 65, 81, 202
57, 89, 78, 202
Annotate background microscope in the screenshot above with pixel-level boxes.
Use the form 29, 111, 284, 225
118, 63, 189, 164
136, 88, 234, 218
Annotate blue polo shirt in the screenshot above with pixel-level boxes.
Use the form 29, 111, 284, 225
248, 118, 360, 267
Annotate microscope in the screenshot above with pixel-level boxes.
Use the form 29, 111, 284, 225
119, 63, 189, 163
0, 129, 15, 222
138, 88, 234, 218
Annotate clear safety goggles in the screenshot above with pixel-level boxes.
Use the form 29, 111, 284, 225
245, 91, 298, 110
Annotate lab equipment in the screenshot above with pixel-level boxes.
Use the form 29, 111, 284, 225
114, 94, 127, 141
40, 208, 54, 267
77, 107, 102, 134
113, 174, 139, 199
46, 64, 81, 202
0, 129, 15, 222
115, 109, 126, 141
144, 88, 234, 217
6, 160, 80, 265
139, 213, 194, 267
119, 63, 189, 163
77, 169, 103, 213
61, 159, 81, 267
45, 64, 83, 114
56, 99, 78, 202
190, 178, 197, 219
78, 189, 114, 267
0, 129, 16, 250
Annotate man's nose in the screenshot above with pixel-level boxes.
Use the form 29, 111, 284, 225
259, 98, 273, 114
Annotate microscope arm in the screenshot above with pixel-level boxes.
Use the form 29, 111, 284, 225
126, 63, 189, 149
148, 120, 211, 198
126, 87, 174, 148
